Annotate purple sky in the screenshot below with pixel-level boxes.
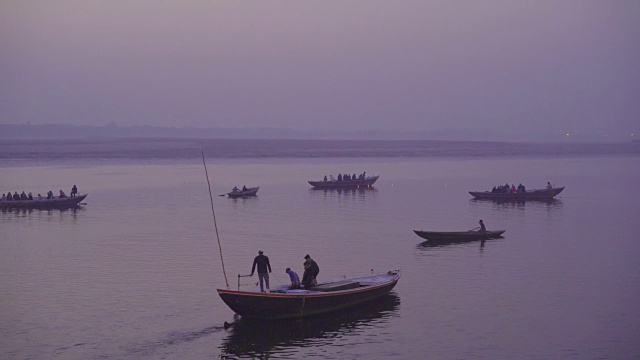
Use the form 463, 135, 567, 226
1, 1, 639, 138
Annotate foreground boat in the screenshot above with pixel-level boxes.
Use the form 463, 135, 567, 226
0, 194, 87, 209
413, 229, 506, 243
217, 270, 400, 320
469, 187, 564, 200
227, 187, 259, 198
308, 175, 379, 189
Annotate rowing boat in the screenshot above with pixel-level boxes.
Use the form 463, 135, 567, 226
308, 175, 379, 189
469, 187, 564, 200
217, 270, 400, 320
0, 194, 87, 209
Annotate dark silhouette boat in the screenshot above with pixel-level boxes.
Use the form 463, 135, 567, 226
0, 194, 87, 209
217, 270, 400, 320
413, 229, 506, 243
227, 187, 259, 198
308, 175, 379, 189
469, 187, 564, 200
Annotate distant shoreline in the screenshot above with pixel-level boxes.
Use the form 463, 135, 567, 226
1, 123, 634, 143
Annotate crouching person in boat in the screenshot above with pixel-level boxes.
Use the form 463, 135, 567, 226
250, 250, 272, 292
302, 254, 319, 288
286, 268, 301, 289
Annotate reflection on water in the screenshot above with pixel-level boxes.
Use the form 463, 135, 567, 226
417, 237, 505, 249
0, 205, 85, 219
468, 198, 563, 211
219, 293, 400, 358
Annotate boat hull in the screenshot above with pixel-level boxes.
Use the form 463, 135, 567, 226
0, 194, 87, 209
227, 187, 259, 198
217, 271, 400, 320
308, 176, 379, 189
414, 230, 506, 242
469, 187, 564, 200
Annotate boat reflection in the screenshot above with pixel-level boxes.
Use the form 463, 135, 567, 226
0, 205, 85, 219
308, 187, 378, 197
417, 237, 505, 249
469, 198, 563, 210
218, 293, 400, 358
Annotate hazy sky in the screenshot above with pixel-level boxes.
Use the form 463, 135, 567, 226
1, 1, 639, 138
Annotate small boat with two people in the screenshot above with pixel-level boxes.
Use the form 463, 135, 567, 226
308, 172, 379, 189
226, 186, 259, 199
469, 182, 564, 201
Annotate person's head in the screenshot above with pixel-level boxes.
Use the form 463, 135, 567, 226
286, 268, 291, 273
258, 250, 263, 255
479, 220, 484, 224
304, 254, 310, 260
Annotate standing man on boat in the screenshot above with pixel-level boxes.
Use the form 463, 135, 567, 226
250, 250, 272, 292
302, 254, 320, 288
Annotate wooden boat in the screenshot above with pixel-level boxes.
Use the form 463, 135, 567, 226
0, 194, 87, 209
308, 175, 379, 189
413, 229, 505, 243
469, 187, 564, 200
227, 187, 259, 198
217, 270, 400, 320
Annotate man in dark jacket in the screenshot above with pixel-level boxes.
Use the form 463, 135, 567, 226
302, 254, 319, 288
250, 250, 272, 292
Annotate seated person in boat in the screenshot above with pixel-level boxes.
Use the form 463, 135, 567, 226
546, 181, 553, 190
323, 175, 327, 181
13, 192, 20, 200
28, 192, 33, 200
20, 191, 28, 200
232, 186, 239, 192
242, 185, 248, 191
337, 173, 342, 181
59, 190, 67, 198
286, 268, 301, 289
1, 194, 6, 201
302, 254, 320, 288
5, 192, 11, 201
37, 194, 43, 200
47, 191, 54, 199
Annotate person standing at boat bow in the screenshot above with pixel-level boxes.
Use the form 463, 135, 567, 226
250, 250, 272, 292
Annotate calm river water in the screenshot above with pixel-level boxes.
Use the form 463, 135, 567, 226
1, 139, 639, 359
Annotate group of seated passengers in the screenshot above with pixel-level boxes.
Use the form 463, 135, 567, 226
491, 183, 526, 193
2, 191, 34, 201
1, 190, 66, 201
323, 172, 367, 182
231, 186, 249, 192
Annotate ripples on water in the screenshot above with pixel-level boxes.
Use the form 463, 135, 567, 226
1, 139, 639, 359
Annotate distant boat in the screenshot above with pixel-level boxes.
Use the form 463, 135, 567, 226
469, 187, 564, 200
413, 229, 506, 243
217, 270, 400, 320
0, 194, 87, 209
308, 175, 380, 189
227, 187, 259, 198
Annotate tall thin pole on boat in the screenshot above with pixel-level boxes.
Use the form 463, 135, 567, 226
201, 151, 229, 289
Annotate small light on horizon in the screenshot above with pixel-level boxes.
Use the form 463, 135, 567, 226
566, 133, 570, 137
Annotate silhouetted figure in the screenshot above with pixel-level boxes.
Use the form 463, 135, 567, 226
302, 254, 319, 288
250, 250, 272, 292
